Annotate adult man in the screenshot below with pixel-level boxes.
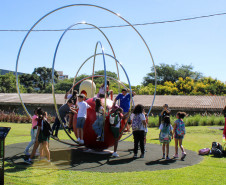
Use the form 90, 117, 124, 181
52, 99, 77, 138
113, 89, 136, 132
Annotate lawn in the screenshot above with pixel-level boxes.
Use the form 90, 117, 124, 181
1, 122, 226, 185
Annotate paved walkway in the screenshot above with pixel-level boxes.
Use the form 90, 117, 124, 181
5, 140, 203, 172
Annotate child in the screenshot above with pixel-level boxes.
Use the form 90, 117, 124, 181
110, 107, 123, 157
92, 98, 105, 141
39, 112, 51, 161
144, 111, 149, 152
173, 112, 187, 160
159, 116, 173, 160
24, 108, 46, 164
131, 104, 146, 158
76, 94, 91, 145
24, 108, 38, 155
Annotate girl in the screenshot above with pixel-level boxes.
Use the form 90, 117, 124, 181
24, 108, 38, 155
173, 112, 187, 160
143, 110, 148, 152
92, 98, 105, 141
159, 116, 173, 160
131, 104, 146, 158
39, 112, 51, 161
24, 108, 50, 164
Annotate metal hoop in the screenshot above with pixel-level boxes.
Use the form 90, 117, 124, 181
15, 4, 157, 119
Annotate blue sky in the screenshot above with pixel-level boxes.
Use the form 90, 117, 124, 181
1, 0, 226, 85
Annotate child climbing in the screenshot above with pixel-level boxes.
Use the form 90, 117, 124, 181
173, 112, 187, 160
92, 98, 105, 141
159, 116, 173, 160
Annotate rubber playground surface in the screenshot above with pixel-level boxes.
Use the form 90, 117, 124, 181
5, 140, 203, 172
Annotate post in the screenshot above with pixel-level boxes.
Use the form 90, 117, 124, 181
0, 127, 11, 185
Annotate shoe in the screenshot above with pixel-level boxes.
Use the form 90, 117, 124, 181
24, 159, 32, 165
166, 156, 170, 160
140, 154, 144, 158
181, 152, 187, 160
133, 154, 138, 158
173, 154, 179, 158
77, 138, 80, 142
79, 140, 84, 145
162, 154, 165, 159
96, 136, 101, 141
112, 152, 119, 158
24, 151, 30, 156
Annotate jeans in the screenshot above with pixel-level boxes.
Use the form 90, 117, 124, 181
92, 115, 104, 137
52, 117, 65, 137
25, 128, 37, 152
133, 130, 145, 155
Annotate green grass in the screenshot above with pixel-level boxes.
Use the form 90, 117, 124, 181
1, 122, 226, 185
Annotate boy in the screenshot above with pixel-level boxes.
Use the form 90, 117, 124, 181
76, 94, 91, 145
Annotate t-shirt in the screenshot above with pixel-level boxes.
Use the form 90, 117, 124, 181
162, 110, 171, 118
130, 113, 146, 131
32, 115, 38, 128
96, 106, 104, 117
159, 123, 173, 131
77, 101, 90, 118
37, 117, 42, 127
116, 93, 133, 113
58, 103, 71, 120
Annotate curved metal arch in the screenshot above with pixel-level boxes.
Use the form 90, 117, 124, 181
51, 75, 133, 146
15, 4, 157, 119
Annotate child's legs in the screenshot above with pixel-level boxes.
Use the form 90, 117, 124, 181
133, 131, 139, 154
174, 138, 179, 154
25, 128, 36, 152
42, 141, 50, 160
69, 113, 73, 128
162, 143, 166, 154
139, 131, 145, 154
179, 139, 185, 153
30, 141, 40, 159
114, 138, 118, 153
166, 143, 169, 156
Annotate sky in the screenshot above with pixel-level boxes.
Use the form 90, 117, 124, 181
1, 0, 226, 86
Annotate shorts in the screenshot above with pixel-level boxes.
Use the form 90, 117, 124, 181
110, 126, 120, 139
38, 131, 49, 143
174, 132, 184, 139
77, 117, 86, 128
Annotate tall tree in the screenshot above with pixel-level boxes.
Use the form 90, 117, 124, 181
32, 67, 58, 91
142, 64, 202, 86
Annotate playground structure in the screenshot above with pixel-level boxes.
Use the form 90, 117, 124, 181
15, 4, 157, 149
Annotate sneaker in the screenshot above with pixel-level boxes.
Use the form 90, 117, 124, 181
162, 154, 165, 159
77, 138, 81, 142
166, 156, 170, 160
24, 151, 30, 156
96, 136, 101, 141
24, 159, 32, 165
181, 152, 187, 160
140, 154, 145, 158
133, 154, 138, 158
79, 140, 84, 145
52, 135, 59, 140
173, 154, 179, 158
112, 152, 119, 158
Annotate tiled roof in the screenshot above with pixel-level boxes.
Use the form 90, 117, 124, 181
0, 93, 225, 110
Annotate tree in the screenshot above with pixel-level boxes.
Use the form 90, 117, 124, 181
32, 67, 59, 91
142, 64, 202, 86
0, 73, 26, 93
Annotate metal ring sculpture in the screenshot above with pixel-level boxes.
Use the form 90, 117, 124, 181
15, 4, 157, 146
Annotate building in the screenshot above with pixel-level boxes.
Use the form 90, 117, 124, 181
57, 71, 68, 80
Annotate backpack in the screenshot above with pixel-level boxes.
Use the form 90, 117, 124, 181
198, 148, 210, 155
176, 119, 186, 136
132, 114, 142, 131
212, 142, 223, 151
211, 148, 223, 158
159, 124, 172, 143
42, 119, 52, 137
109, 113, 120, 127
